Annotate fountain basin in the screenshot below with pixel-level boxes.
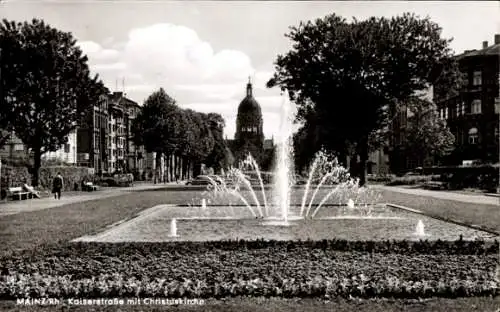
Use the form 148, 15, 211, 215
74, 204, 498, 243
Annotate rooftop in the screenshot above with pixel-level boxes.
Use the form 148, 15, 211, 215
456, 34, 500, 59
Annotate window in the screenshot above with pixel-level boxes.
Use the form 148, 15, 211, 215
495, 127, 499, 141
460, 72, 468, 87
471, 100, 482, 114
64, 144, 70, 153
472, 71, 482, 86
456, 103, 460, 116
14, 143, 24, 151
253, 127, 258, 132
444, 107, 448, 119
495, 98, 500, 114
468, 127, 479, 144
461, 101, 466, 115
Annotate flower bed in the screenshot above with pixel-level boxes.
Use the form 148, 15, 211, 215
0, 240, 498, 299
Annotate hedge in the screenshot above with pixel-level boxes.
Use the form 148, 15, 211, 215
38, 166, 95, 192
0, 165, 31, 199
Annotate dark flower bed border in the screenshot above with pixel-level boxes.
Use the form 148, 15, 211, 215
0, 239, 498, 300
5, 239, 496, 259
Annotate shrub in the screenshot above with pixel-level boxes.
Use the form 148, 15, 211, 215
441, 166, 498, 191
367, 174, 394, 183
38, 166, 95, 192
0, 165, 31, 199
385, 175, 440, 186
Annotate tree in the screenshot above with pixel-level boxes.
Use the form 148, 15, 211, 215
402, 97, 455, 166
132, 88, 180, 180
267, 13, 460, 185
204, 113, 233, 172
0, 19, 107, 185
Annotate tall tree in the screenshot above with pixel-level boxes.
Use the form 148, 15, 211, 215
132, 88, 179, 180
402, 97, 455, 166
204, 113, 232, 172
267, 13, 460, 185
0, 41, 13, 148
0, 19, 107, 185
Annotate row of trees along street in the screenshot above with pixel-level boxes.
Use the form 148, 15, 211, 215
268, 13, 459, 185
0, 18, 232, 186
130, 88, 233, 181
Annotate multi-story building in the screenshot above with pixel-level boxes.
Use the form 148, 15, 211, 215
77, 91, 145, 176
434, 34, 500, 165
0, 133, 28, 164
0, 131, 77, 166
77, 94, 109, 173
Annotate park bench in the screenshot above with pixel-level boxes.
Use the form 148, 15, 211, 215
7, 186, 32, 201
422, 181, 446, 190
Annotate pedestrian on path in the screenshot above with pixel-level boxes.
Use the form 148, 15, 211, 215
52, 172, 64, 200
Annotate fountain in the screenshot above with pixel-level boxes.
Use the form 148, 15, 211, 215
169, 218, 178, 237
193, 90, 380, 223
414, 220, 426, 237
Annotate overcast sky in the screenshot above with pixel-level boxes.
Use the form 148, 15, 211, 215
2, 1, 499, 139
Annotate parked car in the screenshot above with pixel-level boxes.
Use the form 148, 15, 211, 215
186, 175, 222, 186
294, 175, 308, 185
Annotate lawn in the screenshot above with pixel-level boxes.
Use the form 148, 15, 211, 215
378, 189, 500, 234
0, 189, 197, 258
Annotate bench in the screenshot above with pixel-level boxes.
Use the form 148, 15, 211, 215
423, 181, 446, 190
7, 187, 32, 200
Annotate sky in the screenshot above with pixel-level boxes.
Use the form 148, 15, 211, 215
1, 1, 499, 139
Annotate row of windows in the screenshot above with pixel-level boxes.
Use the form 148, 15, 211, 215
464, 69, 500, 88
439, 98, 500, 119
457, 127, 499, 145
241, 127, 259, 133
107, 149, 124, 158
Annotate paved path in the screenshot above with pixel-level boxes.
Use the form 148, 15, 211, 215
0, 183, 178, 217
373, 185, 500, 206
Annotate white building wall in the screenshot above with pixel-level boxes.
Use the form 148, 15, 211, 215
42, 131, 77, 164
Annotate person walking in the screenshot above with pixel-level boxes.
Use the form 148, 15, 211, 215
52, 172, 64, 200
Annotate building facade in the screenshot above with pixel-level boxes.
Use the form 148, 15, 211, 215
0, 131, 77, 166
434, 34, 500, 165
77, 91, 146, 176
42, 131, 77, 164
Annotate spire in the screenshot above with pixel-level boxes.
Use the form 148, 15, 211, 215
246, 76, 252, 97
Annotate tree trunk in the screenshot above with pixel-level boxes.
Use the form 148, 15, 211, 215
169, 154, 174, 182
155, 152, 161, 184
358, 135, 369, 187
33, 147, 42, 187
175, 155, 178, 180
182, 157, 187, 180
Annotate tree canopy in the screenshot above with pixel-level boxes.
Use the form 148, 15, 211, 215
267, 13, 460, 185
132, 88, 232, 173
402, 97, 455, 165
0, 18, 107, 185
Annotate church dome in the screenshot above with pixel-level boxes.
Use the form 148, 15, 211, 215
237, 80, 261, 116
